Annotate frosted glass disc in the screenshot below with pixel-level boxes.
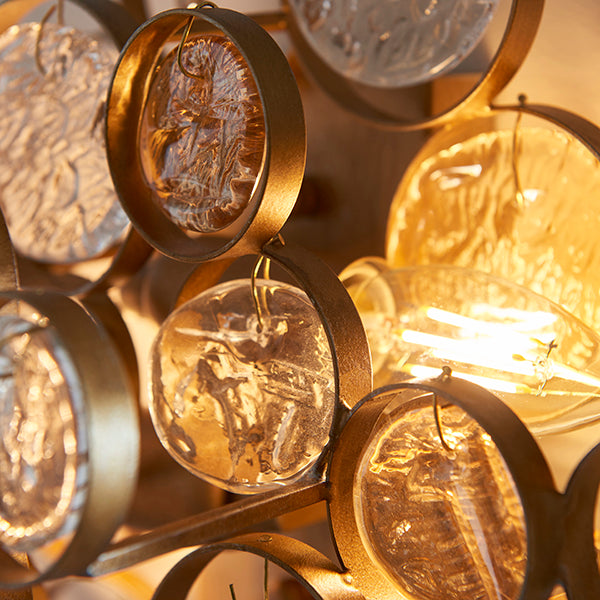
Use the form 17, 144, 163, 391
0, 23, 129, 264
356, 399, 526, 600
288, 0, 499, 87
139, 34, 265, 233
0, 312, 87, 552
387, 126, 600, 332
149, 279, 335, 493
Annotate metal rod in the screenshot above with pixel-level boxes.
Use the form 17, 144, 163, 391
88, 479, 328, 577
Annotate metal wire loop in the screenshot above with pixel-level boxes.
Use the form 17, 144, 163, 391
35, 0, 65, 76
433, 366, 454, 451
177, 2, 218, 80
512, 93, 528, 208
251, 255, 271, 332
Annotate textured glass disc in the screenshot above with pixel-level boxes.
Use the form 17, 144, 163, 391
387, 126, 600, 332
0, 23, 129, 264
356, 398, 526, 600
0, 312, 87, 552
288, 0, 499, 88
149, 279, 335, 493
139, 34, 265, 234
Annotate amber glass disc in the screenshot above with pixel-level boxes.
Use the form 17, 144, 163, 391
356, 396, 526, 600
0, 308, 87, 553
140, 34, 265, 234
386, 114, 600, 331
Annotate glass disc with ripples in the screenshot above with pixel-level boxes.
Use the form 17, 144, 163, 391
0, 312, 87, 552
356, 397, 526, 600
149, 279, 335, 493
0, 23, 129, 264
386, 124, 600, 333
139, 34, 265, 234
288, 0, 499, 87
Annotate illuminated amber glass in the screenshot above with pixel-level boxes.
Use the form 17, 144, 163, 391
140, 34, 265, 233
0, 312, 86, 552
149, 279, 335, 493
356, 398, 526, 600
342, 262, 600, 435
386, 124, 600, 332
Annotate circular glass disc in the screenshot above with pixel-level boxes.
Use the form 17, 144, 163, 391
149, 279, 335, 493
287, 0, 499, 88
386, 122, 600, 332
0, 310, 87, 552
139, 34, 266, 234
0, 22, 129, 264
356, 396, 526, 600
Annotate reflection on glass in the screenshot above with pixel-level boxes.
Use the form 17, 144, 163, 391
140, 34, 265, 234
356, 398, 526, 600
288, 0, 499, 87
342, 263, 600, 435
149, 279, 335, 493
0, 310, 86, 552
0, 22, 128, 263
386, 126, 600, 332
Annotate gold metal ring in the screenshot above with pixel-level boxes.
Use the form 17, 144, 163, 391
0, 291, 139, 589
328, 377, 558, 600
285, 0, 545, 131
106, 7, 306, 262
152, 533, 365, 600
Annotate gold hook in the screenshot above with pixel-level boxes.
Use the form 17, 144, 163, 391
433, 366, 454, 452
433, 394, 454, 452
177, 2, 218, 80
263, 557, 269, 600
251, 255, 272, 332
512, 94, 528, 209
35, 0, 65, 76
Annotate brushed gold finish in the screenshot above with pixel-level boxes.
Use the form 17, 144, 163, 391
152, 533, 365, 600
327, 377, 572, 600
106, 6, 306, 262
285, 0, 545, 130
0, 292, 139, 589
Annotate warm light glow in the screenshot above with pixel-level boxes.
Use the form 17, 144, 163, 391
342, 263, 600, 434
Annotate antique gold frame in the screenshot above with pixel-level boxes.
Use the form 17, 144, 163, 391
106, 5, 306, 262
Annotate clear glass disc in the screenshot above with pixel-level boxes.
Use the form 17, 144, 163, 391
356, 397, 526, 600
288, 0, 499, 88
0, 22, 129, 264
139, 34, 265, 234
149, 279, 335, 493
0, 310, 87, 552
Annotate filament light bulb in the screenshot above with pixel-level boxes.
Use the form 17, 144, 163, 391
342, 262, 600, 435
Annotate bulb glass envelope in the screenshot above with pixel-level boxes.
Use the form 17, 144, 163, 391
342, 262, 600, 435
